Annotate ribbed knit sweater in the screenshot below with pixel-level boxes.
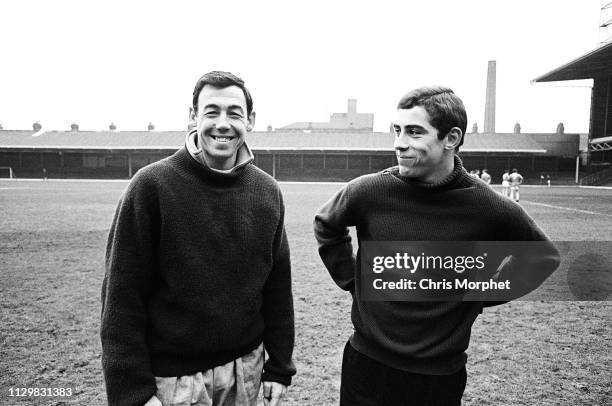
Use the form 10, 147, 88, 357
314, 155, 558, 375
101, 147, 295, 406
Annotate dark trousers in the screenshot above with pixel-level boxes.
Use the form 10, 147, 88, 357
340, 341, 467, 406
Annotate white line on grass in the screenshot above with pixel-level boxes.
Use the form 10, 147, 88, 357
522, 201, 612, 218
579, 185, 612, 190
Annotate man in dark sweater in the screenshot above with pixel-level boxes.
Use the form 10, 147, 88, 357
101, 71, 295, 406
314, 87, 559, 405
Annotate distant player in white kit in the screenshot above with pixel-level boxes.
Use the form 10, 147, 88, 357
509, 168, 524, 202
480, 169, 491, 185
501, 170, 510, 197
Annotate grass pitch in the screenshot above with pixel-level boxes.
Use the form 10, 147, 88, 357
0, 180, 611, 405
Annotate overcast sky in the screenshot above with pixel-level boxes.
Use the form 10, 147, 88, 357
0, 1, 606, 134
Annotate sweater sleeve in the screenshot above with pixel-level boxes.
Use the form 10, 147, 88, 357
313, 183, 357, 292
488, 204, 560, 302
101, 180, 158, 406
261, 191, 296, 386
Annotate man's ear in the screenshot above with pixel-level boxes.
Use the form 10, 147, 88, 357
247, 111, 256, 132
445, 127, 463, 150
188, 107, 197, 129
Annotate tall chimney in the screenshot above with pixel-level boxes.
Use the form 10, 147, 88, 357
484, 60, 496, 134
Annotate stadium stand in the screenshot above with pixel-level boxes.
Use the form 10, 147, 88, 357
534, 41, 612, 185
0, 126, 580, 182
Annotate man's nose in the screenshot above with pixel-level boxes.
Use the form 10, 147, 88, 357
214, 113, 231, 131
394, 134, 410, 150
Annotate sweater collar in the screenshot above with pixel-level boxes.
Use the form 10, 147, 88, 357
185, 129, 254, 175
392, 155, 470, 190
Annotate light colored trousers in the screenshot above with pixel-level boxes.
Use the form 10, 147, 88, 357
510, 185, 520, 201
145, 344, 264, 406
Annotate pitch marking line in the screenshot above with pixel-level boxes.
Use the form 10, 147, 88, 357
579, 185, 612, 190
522, 200, 612, 218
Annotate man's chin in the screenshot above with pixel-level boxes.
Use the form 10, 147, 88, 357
398, 166, 419, 178
207, 150, 236, 160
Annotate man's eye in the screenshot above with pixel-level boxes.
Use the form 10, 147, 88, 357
229, 112, 244, 119
203, 111, 219, 117
392, 126, 401, 135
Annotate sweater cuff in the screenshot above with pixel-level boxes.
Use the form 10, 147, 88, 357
261, 371, 292, 386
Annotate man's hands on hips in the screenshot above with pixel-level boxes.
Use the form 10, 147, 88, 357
263, 381, 287, 406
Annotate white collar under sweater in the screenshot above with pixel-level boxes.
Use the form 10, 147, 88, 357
185, 130, 254, 174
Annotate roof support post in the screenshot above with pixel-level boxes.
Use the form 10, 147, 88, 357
575, 155, 580, 183
272, 153, 276, 179
604, 76, 610, 138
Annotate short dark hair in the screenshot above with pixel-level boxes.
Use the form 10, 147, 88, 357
397, 86, 467, 150
192, 71, 253, 116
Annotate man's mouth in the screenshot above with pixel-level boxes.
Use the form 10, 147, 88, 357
211, 135, 234, 143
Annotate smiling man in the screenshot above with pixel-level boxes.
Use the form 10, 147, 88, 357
189, 81, 252, 171
102, 71, 295, 406
314, 86, 558, 405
